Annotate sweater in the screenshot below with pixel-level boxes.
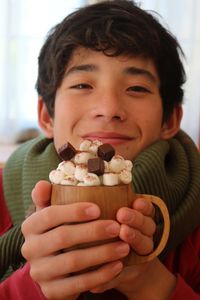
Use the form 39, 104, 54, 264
0, 130, 200, 299
0, 168, 200, 299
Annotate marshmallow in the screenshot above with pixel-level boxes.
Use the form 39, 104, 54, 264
125, 160, 133, 172
102, 173, 119, 186
74, 164, 88, 181
79, 139, 92, 151
58, 161, 75, 176
49, 169, 65, 184
74, 151, 93, 164
49, 139, 133, 186
109, 155, 126, 173
82, 173, 101, 186
89, 140, 103, 155
119, 169, 132, 184
61, 176, 78, 186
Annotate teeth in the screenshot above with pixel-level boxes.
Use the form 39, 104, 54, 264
102, 173, 119, 186
49, 170, 65, 184
74, 151, 93, 164
61, 176, 78, 186
125, 160, 133, 172
79, 139, 92, 151
82, 173, 101, 186
74, 164, 88, 181
58, 161, 75, 176
109, 155, 126, 173
119, 170, 132, 184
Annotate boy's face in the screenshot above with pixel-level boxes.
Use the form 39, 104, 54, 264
39, 47, 181, 160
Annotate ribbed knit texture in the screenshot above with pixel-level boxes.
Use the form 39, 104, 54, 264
3, 136, 60, 224
0, 225, 25, 278
132, 130, 200, 258
1, 130, 200, 280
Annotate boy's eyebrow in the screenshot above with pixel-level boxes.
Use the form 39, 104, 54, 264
64, 64, 157, 82
123, 66, 157, 82
64, 64, 98, 76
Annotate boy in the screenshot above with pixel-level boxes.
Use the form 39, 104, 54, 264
0, 1, 200, 299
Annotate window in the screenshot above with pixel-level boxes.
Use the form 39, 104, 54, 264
0, 0, 199, 146
0, 0, 85, 143
140, 0, 200, 145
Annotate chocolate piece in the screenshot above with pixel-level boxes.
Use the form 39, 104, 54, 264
58, 142, 76, 161
97, 143, 115, 162
88, 157, 105, 176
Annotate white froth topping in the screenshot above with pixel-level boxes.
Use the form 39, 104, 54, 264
50, 140, 133, 186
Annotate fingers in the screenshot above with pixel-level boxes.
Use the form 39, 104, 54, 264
133, 197, 155, 218
22, 202, 100, 235
30, 242, 129, 281
39, 260, 123, 299
31, 180, 52, 210
119, 224, 154, 254
116, 197, 156, 255
116, 205, 156, 237
22, 218, 122, 259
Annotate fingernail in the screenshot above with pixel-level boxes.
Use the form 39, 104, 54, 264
106, 222, 120, 236
85, 206, 99, 218
136, 199, 146, 209
122, 211, 132, 222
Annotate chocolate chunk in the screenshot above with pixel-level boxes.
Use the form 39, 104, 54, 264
97, 143, 115, 162
88, 157, 105, 176
58, 142, 76, 161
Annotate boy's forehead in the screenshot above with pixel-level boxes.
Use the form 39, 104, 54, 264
68, 46, 146, 65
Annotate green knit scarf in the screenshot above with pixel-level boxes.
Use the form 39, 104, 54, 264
1, 130, 200, 279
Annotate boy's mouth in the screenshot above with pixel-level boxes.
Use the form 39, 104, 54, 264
81, 132, 133, 146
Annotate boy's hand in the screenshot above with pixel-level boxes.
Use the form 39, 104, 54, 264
90, 199, 176, 299
117, 197, 156, 255
22, 180, 171, 300
21, 181, 129, 299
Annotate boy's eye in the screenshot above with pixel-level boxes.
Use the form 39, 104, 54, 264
70, 83, 92, 89
127, 85, 151, 93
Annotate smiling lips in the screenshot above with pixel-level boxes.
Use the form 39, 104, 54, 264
81, 132, 133, 145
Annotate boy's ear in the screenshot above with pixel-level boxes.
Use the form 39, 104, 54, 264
161, 105, 183, 140
38, 97, 54, 138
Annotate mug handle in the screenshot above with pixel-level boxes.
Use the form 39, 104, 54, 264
127, 194, 170, 265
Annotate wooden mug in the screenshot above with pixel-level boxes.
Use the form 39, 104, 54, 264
51, 184, 170, 265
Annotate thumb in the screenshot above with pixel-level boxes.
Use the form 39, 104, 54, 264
31, 180, 52, 211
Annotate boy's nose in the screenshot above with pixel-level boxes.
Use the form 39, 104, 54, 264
90, 92, 127, 122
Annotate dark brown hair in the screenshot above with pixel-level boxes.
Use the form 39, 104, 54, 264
36, 0, 186, 121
